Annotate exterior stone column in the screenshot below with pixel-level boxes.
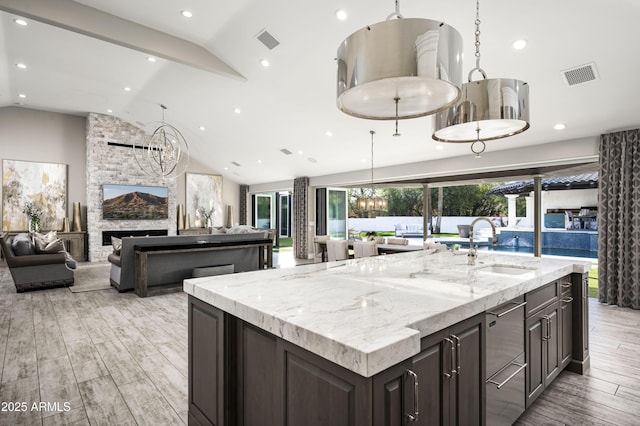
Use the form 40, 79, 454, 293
525, 194, 534, 228
505, 194, 519, 228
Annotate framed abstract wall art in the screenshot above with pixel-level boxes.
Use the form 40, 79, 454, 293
2, 159, 67, 231
186, 173, 223, 227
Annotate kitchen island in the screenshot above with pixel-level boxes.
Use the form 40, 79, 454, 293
184, 250, 591, 425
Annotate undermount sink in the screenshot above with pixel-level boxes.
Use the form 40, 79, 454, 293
476, 264, 536, 276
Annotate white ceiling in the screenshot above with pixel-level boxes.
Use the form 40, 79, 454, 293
1, 0, 639, 186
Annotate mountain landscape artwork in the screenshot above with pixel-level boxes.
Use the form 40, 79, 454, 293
102, 184, 168, 220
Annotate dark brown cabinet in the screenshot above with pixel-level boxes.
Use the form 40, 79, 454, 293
372, 314, 484, 426
525, 280, 566, 408
188, 272, 589, 426
188, 295, 483, 426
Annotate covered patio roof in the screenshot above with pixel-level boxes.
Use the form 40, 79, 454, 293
488, 172, 599, 196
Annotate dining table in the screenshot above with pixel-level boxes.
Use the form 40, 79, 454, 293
316, 239, 424, 262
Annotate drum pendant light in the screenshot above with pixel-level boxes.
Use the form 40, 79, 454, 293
432, 0, 530, 156
336, 0, 463, 121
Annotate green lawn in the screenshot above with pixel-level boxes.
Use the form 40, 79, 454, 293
588, 265, 598, 298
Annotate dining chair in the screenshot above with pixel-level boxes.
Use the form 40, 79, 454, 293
326, 239, 349, 262
353, 241, 377, 258
313, 235, 330, 263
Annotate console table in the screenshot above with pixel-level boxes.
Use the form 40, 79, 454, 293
134, 238, 273, 297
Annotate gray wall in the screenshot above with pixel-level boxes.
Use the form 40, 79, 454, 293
1, 107, 242, 259
0, 107, 87, 224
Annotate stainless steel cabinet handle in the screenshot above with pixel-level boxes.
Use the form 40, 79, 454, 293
562, 296, 574, 303
547, 316, 552, 341
561, 282, 572, 289
542, 315, 549, 341
406, 369, 419, 422
452, 334, 461, 374
443, 337, 454, 377
487, 301, 527, 318
487, 362, 527, 389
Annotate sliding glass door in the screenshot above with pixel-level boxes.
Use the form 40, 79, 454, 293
328, 188, 347, 239
255, 194, 272, 229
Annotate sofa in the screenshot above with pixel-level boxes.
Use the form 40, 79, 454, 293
108, 231, 270, 292
0, 232, 74, 292
394, 223, 428, 238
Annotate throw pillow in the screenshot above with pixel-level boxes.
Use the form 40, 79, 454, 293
11, 233, 35, 256
34, 230, 58, 243
34, 235, 65, 254
111, 236, 122, 254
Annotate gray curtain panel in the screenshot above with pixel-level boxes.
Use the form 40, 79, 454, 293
293, 177, 309, 259
239, 185, 249, 225
598, 129, 640, 309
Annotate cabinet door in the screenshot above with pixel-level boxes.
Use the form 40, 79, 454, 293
449, 319, 483, 426
373, 360, 412, 426
525, 314, 545, 407
188, 297, 224, 426
544, 307, 561, 384
283, 341, 367, 426
410, 339, 446, 426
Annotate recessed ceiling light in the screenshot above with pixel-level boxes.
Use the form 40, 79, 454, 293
181, 10, 193, 18
147, 56, 156, 62
335, 9, 347, 20
199, 126, 205, 131
233, 107, 241, 114
224, 167, 229, 170
257, 160, 263, 164
17, 93, 26, 98
260, 58, 270, 67
325, 131, 333, 137
16, 63, 27, 69
554, 123, 566, 130
124, 87, 131, 92
13, 18, 27, 26
435, 144, 444, 151
513, 39, 527, 50
107, 109, 113, 113
297, 150, 303, 155
361, 158, 367, 163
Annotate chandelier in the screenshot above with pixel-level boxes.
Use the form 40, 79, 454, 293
336, 0, 463, 127
357, 131, 388, 212
133, 104, 189, 178
432, 0, 530, 157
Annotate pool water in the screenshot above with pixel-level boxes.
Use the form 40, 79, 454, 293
443, 242, 597, 259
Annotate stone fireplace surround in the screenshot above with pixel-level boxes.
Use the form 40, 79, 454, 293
86, 113, 177, 262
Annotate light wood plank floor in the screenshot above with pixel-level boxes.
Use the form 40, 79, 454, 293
1, 264, 639, 425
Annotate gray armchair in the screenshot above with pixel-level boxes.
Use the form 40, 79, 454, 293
0, 233, 74, 292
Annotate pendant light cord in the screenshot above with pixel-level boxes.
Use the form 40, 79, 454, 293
393, 97, 401, 137
468, 0, 487, 81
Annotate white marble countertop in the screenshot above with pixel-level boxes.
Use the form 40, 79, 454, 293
184, 251, 591, 377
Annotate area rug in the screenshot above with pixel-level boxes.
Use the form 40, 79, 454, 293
68, 262, 113, 292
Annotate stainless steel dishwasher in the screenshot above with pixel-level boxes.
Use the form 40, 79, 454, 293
486, 297, 527, 426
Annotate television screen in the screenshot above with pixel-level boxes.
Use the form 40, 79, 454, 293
102, 184, 169, 220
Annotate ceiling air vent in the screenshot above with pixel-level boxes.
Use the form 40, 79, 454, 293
257, 29, 280, 50
231, 161, 241, 167
561, 62, 599, 86
280, 148, 293, 155
308, 157, 318, 163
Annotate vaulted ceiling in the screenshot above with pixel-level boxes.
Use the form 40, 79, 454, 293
1, 0, 638, 185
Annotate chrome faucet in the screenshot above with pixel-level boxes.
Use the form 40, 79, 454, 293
467, 217, 499, 265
